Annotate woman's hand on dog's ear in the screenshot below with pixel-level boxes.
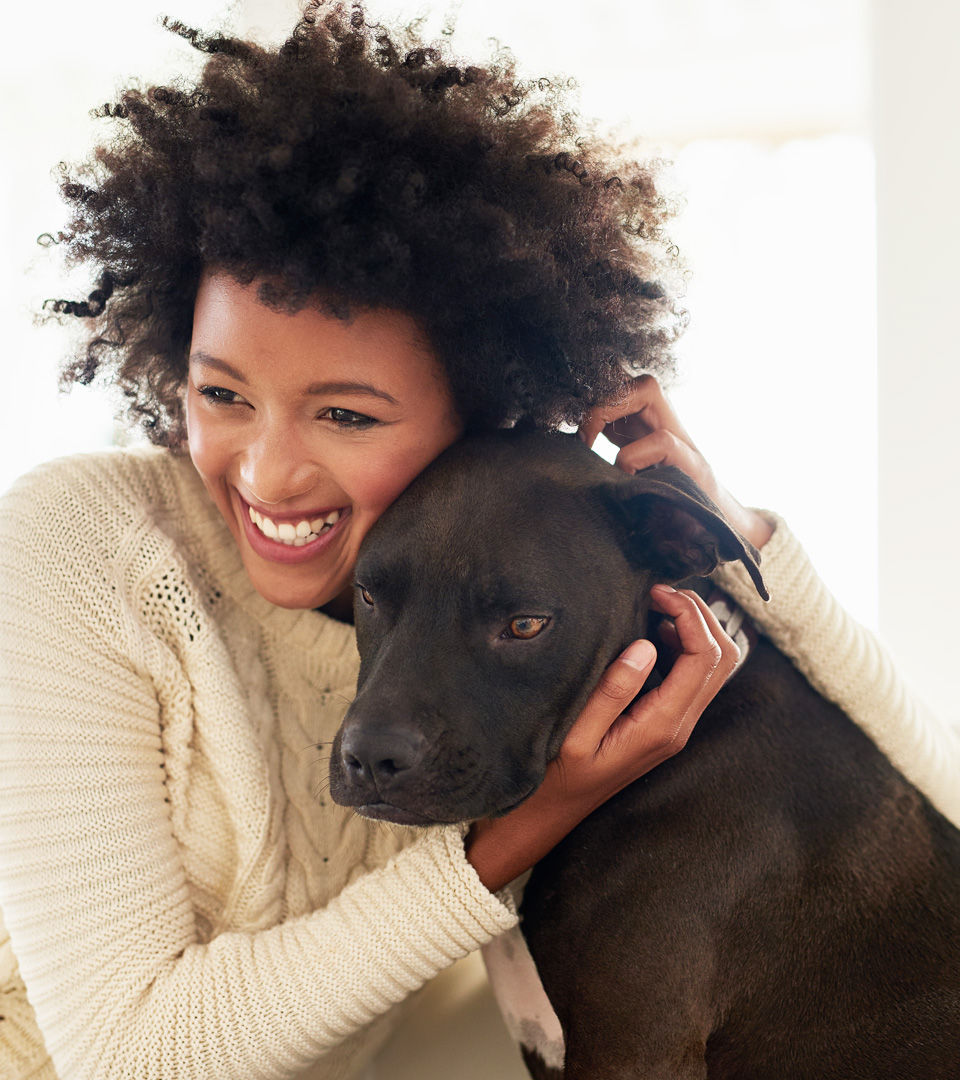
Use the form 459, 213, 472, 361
465, 587, 739, 894
554, 586, 739, 805
578, 374, 774, 551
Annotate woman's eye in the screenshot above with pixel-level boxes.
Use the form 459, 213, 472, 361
505, 616, 550, 640
198, 385, 246, 405
321, 407, 377, 428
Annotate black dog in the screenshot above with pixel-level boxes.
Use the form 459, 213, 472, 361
329, 429, 960, 1079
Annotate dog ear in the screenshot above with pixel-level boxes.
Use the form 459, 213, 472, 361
602, 464, 769, 601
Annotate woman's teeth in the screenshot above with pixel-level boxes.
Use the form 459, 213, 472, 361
248, 507, 341, 546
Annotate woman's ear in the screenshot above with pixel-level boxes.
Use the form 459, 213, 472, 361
601, 465, 769, 601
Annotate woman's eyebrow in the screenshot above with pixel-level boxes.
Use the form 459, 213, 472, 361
189, 349, 398, 404
303, 380, 399, 404
189, 351, 248, 384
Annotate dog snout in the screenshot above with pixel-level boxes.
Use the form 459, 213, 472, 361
339, 723, 427, 788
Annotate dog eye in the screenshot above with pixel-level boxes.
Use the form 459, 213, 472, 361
506, 616, 549, 640
357, 585, 374, 606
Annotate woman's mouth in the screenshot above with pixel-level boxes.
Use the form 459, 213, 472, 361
248, 505, 342, 547
238, 495, 351, 564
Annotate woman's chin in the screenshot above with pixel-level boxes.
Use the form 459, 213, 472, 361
241, 556, 346, 611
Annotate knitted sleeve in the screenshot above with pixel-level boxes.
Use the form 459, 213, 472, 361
712, 512, 960, 829
0, 470, 516, 1080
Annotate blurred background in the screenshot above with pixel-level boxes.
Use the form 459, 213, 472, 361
2, 2, 957, 1077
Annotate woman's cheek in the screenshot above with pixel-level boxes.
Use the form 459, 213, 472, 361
185, 405, 236, 511
365, 422, 463, 510
351, 450, 425, 519
184, 393, 209, 465
186, 422, 218, 487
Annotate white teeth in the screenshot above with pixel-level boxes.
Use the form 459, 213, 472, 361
249, 505, 343, 546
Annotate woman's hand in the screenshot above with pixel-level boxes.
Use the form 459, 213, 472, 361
465, 586, 740, 893
577, 374, 773, 551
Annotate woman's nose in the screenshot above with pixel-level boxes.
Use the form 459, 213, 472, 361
239, 424, 319, 506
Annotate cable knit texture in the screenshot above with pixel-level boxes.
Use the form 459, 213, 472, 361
0, 453, 957, 1079
0, 448, 515, 1080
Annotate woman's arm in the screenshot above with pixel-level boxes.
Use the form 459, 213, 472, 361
579, 375, 960, 830
711, 512, 960, 829
0, 465, 514, 1080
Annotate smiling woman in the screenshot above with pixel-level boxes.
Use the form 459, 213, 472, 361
1, 3, 958, 1080
0, 9, 721, 1077
186, 272, 463, 610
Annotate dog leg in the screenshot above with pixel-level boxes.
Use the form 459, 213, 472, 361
521, 1044, 565, 1080
483, 923, 566, 1076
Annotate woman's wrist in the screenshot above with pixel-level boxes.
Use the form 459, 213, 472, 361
465, 798, 583, 895
719, 495, 774, 551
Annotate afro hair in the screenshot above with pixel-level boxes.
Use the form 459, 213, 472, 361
47, 0, 685, 444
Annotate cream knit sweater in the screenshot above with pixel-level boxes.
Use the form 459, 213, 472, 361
0, 447, 957, 1080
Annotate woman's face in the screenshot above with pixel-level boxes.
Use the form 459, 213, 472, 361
186, 271, 464, 610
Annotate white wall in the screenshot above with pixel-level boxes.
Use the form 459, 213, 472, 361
0, 0, 227, 492
874, 0, 960, 727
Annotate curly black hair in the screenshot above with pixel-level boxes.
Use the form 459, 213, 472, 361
46, 0, 684, 444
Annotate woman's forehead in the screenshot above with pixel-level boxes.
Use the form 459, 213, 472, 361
190, 270, 449, 395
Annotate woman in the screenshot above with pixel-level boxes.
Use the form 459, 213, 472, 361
1, 5, 956, 1079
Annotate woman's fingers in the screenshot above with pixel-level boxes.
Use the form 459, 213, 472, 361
613, 429, 718, 492
579, 377, 718, 498
577, 374, 652, 449
582, 375, 716, 487
559, 638, 657, 763
597, 587, 738, 762
578, 374, 774, 550
558, 587, 737, 796
579, 374, 698, 452
616, 585, 739, 752
467, 589, 738, 891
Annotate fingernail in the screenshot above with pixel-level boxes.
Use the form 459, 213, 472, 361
650, 583, 677, 595
620, 639, 656, 671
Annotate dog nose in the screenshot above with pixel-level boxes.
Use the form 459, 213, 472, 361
339, 725, 427, 787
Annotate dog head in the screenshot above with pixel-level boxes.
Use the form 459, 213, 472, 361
329, 429, 766, 826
